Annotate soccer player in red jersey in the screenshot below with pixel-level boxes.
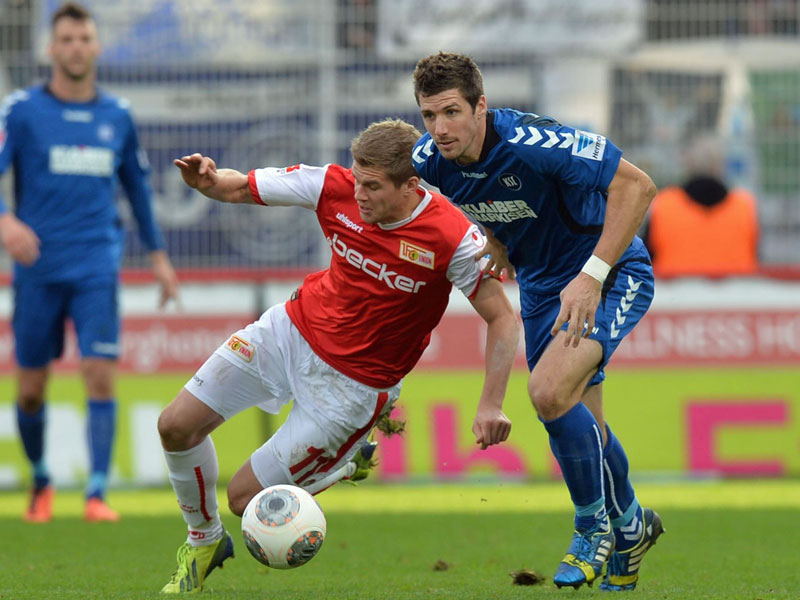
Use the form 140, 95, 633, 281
157, 119, 519, 593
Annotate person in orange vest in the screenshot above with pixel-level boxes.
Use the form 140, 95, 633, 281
645, 135, 759, 277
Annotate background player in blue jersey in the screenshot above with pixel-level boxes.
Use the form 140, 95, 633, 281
0, 2, 179, 522
412, 52, 663, 591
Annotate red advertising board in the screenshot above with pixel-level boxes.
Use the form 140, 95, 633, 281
0, 307, 799, 373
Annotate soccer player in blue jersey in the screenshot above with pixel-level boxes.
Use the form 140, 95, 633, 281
0, 2, 179, 522
412, 52, 664, 591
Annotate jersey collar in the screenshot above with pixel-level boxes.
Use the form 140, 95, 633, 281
44, 84, 100, 105
453, 110, 501, 168
477, 111, 501, 163
377, 187, 433, 230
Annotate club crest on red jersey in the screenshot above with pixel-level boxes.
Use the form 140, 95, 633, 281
225, 335, 255, 362
399, 240, 435, 270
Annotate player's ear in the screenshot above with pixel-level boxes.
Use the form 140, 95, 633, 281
475, 95, 487, 118
403, 175, 420, 194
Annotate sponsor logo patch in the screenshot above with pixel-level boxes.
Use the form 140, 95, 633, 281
62, 109, 93, 123
461, 199, 537, 223
399, 240, 435, 270
327, 233, 427, 293
179, 502, 199, 513
226, 335, 254, 362
572, 130, 607, 161
91, 341, 119, 355
277, 164, 301, 175
336, 212, 364, 233
49, 145, 114, 176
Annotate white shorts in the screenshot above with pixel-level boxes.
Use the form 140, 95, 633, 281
184, 302, 402, 491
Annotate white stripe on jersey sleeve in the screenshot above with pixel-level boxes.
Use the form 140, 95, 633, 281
446, 224, 489, 297
251, 164, 329, 210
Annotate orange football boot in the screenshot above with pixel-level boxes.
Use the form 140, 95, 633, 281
24, 486, 54, 523
84, 497, 120, 522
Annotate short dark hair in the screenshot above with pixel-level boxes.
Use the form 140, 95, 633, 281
413, 52, 484, 109
350, 119, 421, 187
51, 2, 92, 28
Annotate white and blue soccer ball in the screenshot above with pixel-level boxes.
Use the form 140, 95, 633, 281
241, 484, 326, 569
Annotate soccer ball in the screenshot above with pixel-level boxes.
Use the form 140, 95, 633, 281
241, 484, 326, 569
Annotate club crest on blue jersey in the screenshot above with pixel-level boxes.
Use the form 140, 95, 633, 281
498, 173, 522, 190
97, 124, 114, 142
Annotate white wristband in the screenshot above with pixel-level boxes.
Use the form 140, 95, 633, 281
581, 255, 612, 284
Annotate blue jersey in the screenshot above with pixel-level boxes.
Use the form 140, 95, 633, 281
0, 84, 164, 282
413, 108, 649, 299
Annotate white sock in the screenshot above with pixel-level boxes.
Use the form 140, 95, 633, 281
164, 436, 224, 547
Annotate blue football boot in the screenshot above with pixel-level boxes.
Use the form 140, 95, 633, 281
553, 516, 615, 589
600, 508, 664, 592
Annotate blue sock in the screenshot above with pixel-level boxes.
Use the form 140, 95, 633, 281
603, 424, 642, 551
87, 399, 117, 500
16, 403, 49, 490
542, 403, 606, 531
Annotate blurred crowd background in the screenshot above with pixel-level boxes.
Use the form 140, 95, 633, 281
2, 0, 798, 274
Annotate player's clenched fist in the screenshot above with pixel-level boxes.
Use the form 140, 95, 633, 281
472, 407, 512, 450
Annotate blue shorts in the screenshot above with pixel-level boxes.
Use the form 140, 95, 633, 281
521, 257, 654, 386
12, 277, 120, 368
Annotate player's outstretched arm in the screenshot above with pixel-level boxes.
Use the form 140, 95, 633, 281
475, 227, 516, 280
551, 158, 656, 347
173, 153, 253, 204
468, 277, 519, 449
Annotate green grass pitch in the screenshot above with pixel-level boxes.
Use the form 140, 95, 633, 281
2, 481, 800, 599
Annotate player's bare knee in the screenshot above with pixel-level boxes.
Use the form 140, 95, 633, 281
84, 371, 114, 399
17, 392, 44, 413
156, 410, 174, 444
18, 370, 48, 409
81, 359, 115, 398
227, 488, 249, 517
87, 381, 114, 399
157, 407, 191, 450
528, 380, 563, 419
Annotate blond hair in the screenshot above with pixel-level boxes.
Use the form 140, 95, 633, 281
350, 119, 421, 187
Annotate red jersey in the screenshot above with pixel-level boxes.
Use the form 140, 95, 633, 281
248, 163, 486, 388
